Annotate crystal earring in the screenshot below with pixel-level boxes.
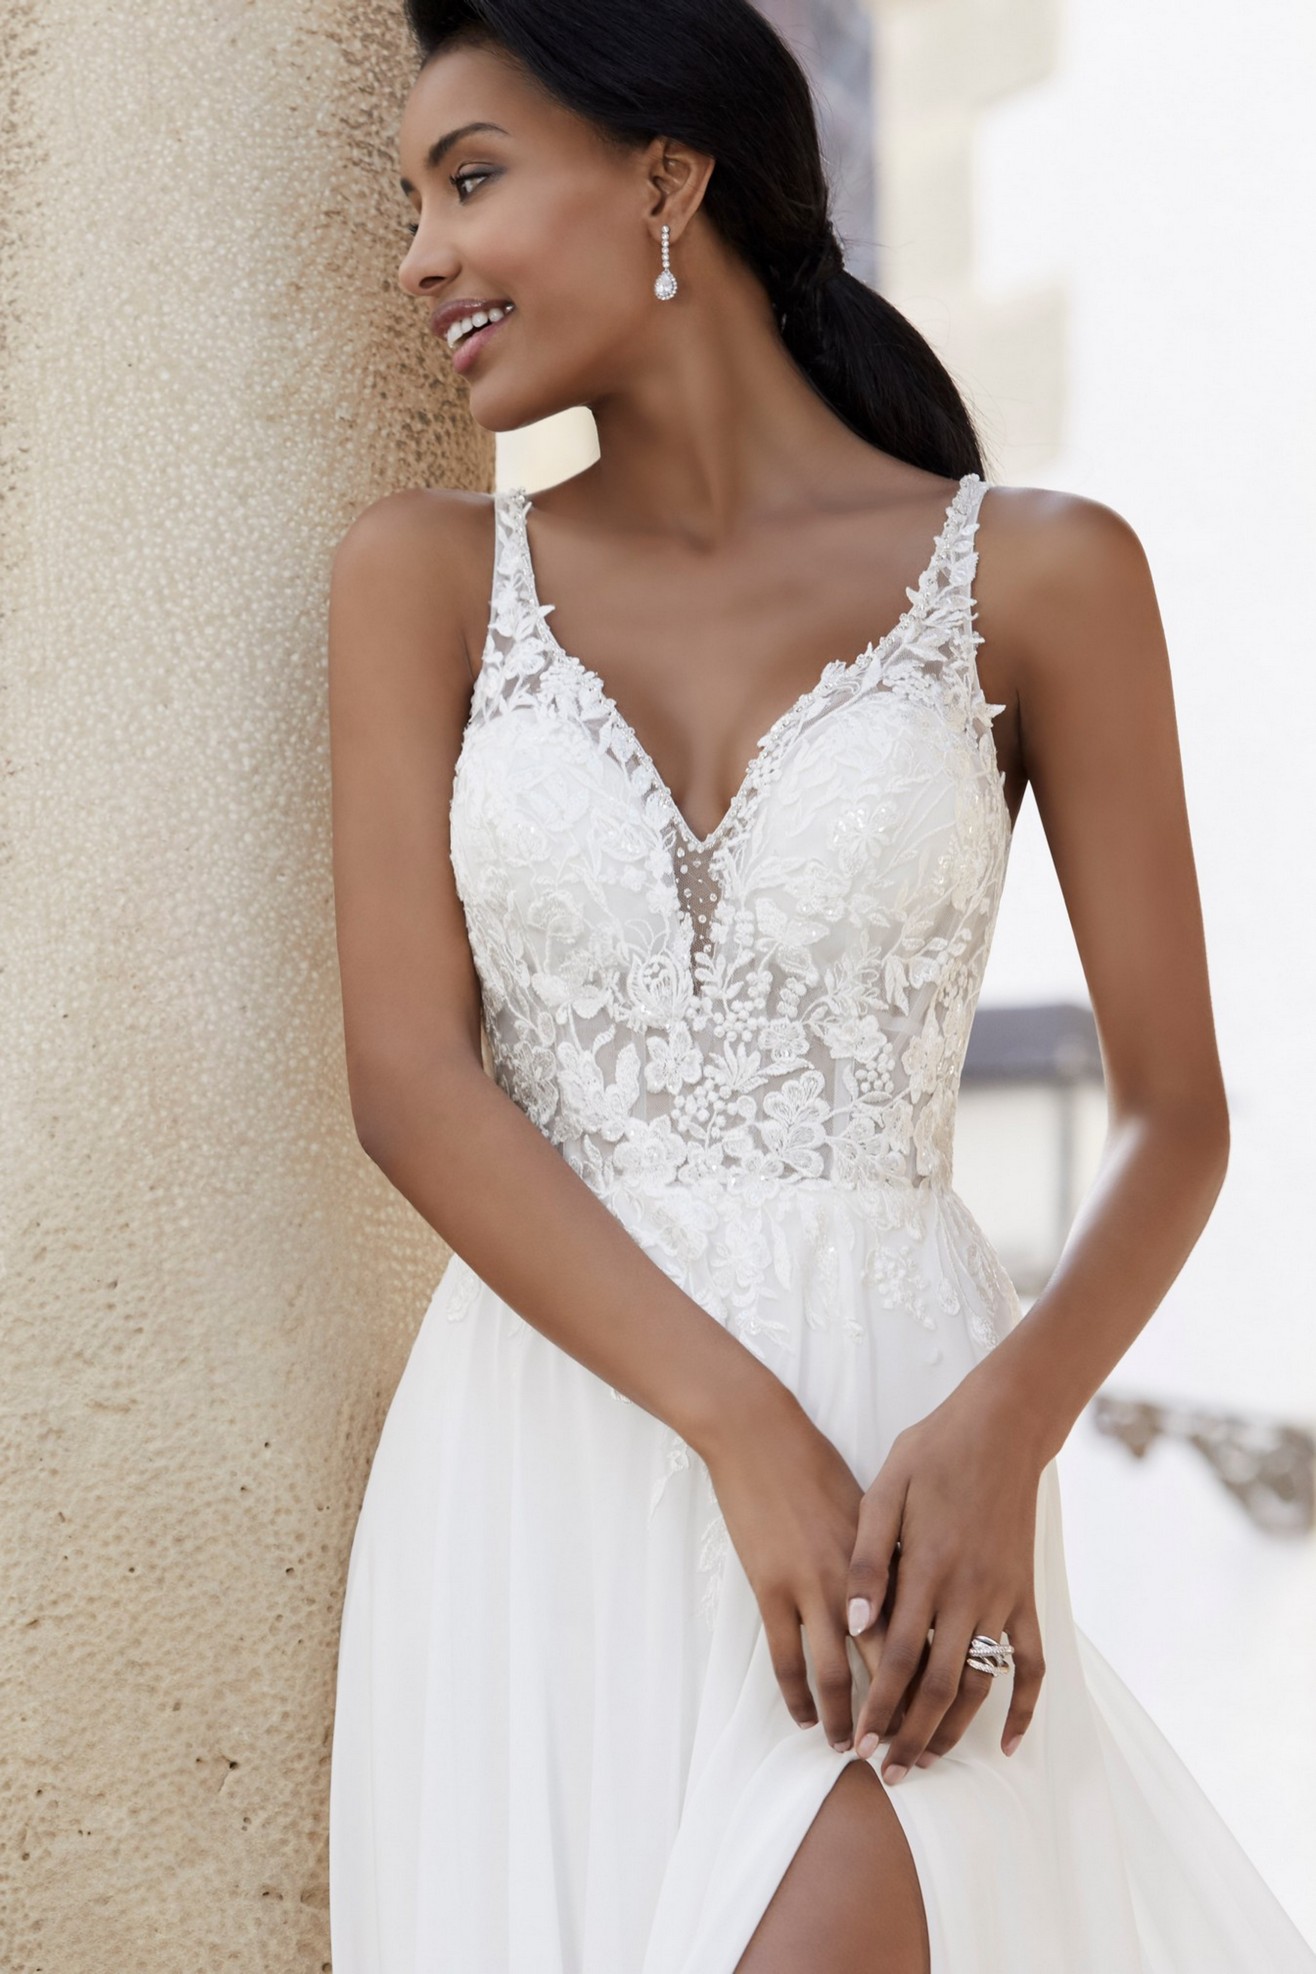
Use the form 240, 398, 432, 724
654, 224, 678, 301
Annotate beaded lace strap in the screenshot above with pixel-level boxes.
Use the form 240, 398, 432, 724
927, 475, 1007, 737
473, 489, 531, 699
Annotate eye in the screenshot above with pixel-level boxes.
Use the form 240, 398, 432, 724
400, 168, 493, 240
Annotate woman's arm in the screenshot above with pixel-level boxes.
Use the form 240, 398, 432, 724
972, 490, 1230, 1450
329, 488, 770, 1451
847, 490, 1231, 1780
329, 490, 877, 1751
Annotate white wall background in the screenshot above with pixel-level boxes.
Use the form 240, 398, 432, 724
972, 0, 1316, 1936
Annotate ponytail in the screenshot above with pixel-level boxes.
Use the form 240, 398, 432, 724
778, 233, 986, 477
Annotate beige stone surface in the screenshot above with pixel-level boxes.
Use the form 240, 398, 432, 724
0, 6, 490, 1968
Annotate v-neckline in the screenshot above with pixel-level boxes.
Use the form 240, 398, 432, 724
510, 474, 978, 856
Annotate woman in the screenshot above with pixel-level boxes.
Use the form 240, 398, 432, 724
325, 2, 1315, 1969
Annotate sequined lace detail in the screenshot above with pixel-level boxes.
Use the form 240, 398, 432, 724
452, 474, 1010, 1195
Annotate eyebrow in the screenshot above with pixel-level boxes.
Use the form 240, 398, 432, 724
399, 121, 510, 194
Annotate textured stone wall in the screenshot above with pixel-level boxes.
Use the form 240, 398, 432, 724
0, 6, 491, 1968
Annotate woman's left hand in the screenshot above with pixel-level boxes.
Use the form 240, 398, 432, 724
844, 1377, 1049, 1784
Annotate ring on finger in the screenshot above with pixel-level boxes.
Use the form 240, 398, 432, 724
964, 1630, 1013, 1678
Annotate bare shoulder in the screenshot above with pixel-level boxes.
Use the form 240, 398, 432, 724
331, 485, 498, 680
979, 480, 1150, 567
334, 482, 493, 562
976, 483, 1159, 671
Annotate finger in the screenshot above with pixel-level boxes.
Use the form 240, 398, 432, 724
846, 1550, 897, 1683
763, 1598, 819, 1729
876, 1653, 924, 1742
1001, 1601, 1046, 1755
915, 1602, 1018, 1760
846, 1481, 907, 1638
853, 1580, 935, 1759
845, 1604, 884, 1701
917, 1683, 985, 1764
881, 1606, 991, 1782
803, 1604, 860, 1752
846, 1552, 911, 1741
857, 1629, 931, 1759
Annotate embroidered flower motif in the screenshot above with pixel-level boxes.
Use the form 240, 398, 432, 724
759, 1070, 829, 1178
644, 1021, 703, 1095
613, 1113, 688, 1185
554, 1037, 642, 1143
626, 951, 697, 1026
902, 1004, 946, 1103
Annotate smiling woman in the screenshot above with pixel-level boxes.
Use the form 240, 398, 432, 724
325, 3, 1316, 1972
389, 1, 985, 467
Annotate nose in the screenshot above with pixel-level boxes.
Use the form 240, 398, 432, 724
398, 223, 456, 300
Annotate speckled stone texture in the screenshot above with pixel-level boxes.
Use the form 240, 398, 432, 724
0, 6, 492, 1968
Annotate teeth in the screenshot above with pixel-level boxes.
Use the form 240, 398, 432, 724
446, 301, 514, 350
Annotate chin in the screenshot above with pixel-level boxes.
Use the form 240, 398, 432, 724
466, 380, 577, 435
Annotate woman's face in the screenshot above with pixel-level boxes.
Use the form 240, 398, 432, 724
397, 41, 694, 430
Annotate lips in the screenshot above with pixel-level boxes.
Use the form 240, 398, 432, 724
429, 298, 514, 344
449, 306, 514, 375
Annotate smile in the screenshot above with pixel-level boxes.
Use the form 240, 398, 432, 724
446, 302, 515, 374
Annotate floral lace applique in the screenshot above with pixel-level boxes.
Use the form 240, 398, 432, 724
447, 473, 1017, 1623
452, 473, 1009, 1209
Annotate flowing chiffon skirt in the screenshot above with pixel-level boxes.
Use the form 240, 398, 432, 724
328, 1176, 1315, 1971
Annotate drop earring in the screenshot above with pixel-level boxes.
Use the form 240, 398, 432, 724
654, 224, 678, 301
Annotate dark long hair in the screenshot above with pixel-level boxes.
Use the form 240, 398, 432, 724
402, 0, 987, 480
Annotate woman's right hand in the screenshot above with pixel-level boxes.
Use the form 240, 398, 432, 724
701, 1383, 887, 1752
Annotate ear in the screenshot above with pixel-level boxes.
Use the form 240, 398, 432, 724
643, 136, 715, 244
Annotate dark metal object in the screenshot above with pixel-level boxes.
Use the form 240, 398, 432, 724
1093, 1393, 1316, 1536
962, 1000, 1104, 1084
959, 1000, 1105, 1296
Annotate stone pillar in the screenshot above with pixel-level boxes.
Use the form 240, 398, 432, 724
0, 7, 491, 1967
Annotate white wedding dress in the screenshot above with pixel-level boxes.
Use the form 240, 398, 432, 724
329, 474, 1315, 1972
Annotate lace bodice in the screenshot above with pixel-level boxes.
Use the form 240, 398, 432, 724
450, 474, 1011, 1217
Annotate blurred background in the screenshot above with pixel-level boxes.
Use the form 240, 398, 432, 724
498, 0, 1316, 1938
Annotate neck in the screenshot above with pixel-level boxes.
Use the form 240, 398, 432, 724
583, 259, 881, 546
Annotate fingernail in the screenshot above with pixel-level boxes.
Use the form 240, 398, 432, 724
883, 1763, 908, 1786
915, 1751, 939, 1768
831, 1738, 852, 1753
847, 1597, 873, 1635
856, 1731, 879, 1759
1003, 1733, 1022, 1757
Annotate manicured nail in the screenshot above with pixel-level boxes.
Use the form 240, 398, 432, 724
847, 1597, 873, 1635
856, 1731, 879, 1759
915, 1751, 939, 1768
883, 1763, 908, 1786
831, 1738, 852, 1753
1003, 1733, 1022, 1756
